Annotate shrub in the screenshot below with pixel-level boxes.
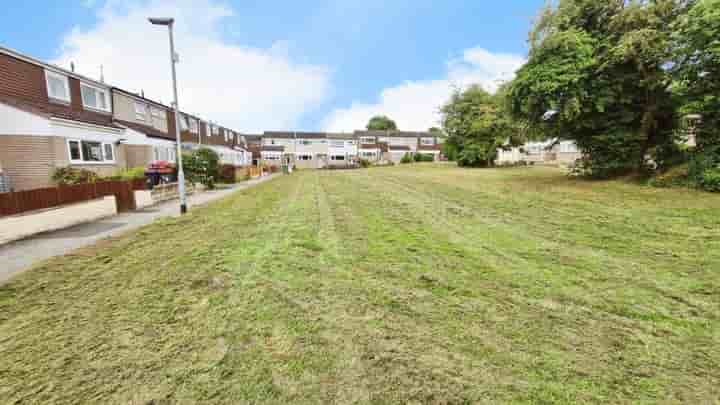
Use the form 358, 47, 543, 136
688, 145, 720, 192
400, 153, 413, 164
52, 167, 100, 185
183, 147, 220, 189
359, 159, 371, 168
648, 164, 691, 188
112, 166, 146, 181
412, 153, 434, 162
699, 168, 720, 192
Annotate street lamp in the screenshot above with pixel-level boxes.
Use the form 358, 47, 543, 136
149, 17, 187, 214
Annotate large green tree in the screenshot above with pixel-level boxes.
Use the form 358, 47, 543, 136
673, 0, 720, 147
366, 115, 398, 131
508, 0, 691, 177
441, 85, 519, 167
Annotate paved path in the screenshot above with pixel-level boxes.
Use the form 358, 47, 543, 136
0, 174, 279, 284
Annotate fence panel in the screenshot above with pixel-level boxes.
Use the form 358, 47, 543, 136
58, 183, 97, 206
95, 181, 136, 212
15, 187, 60, 213
0, 192, 18, 216
0, 178, 145, 218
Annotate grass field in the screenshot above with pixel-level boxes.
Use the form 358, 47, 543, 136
1, 165, 719, 404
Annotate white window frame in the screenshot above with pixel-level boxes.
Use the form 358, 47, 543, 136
66, 139, 116, 164
151, 107, 165, 119
360, 137, 376, 144
135, 102, 147, 121
420, 137, 435, 146
330, 140, 345, 147
189, 118, 198, 134
179, 114, 189, 131
80, 82, 111, 113
298, 154, 313, 161
211, 125, 219, 136
45, 70, 71, 103
330, 155, 345, 161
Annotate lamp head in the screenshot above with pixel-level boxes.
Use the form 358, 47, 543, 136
148, 17, 174, 26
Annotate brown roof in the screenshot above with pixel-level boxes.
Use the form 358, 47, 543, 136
418, 144, 441, 151
261, 145, 284, 152
389, 145, 411, 151
355, 130, 436, 138
246, 145, 261, 159
264, 131, 327, 139
111, 87, 171, 111
115, 119, 173, 140
360, 143, 381, 149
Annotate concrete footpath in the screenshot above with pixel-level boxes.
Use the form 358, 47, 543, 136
0, 174, 279, 284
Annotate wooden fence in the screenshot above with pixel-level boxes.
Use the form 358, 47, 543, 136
0, 178, 147, 217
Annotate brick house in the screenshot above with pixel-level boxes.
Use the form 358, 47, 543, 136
0, 45, 127, 191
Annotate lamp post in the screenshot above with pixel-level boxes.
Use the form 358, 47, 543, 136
149, 17, 187, 214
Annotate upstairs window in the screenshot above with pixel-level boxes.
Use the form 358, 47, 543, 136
189, 118, 198, 134
80, 83, 111, 112
330, 140, 345, 147
151, 107, 165, 119
211, 125, 219, 136
45, 70, 71, 103
179, 114, 189, 131
360, 137, 376, 144
420, 137, 435, 145
135, 102, 147, 121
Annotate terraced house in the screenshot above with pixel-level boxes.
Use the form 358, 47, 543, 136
0, 45, 250, 192
260, 130, 444, 168
0, 46, 125, 191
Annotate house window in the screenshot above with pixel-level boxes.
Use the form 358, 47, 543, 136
299, 140, 313, 145
330, 140, 345, 147
298, 154, 313, 161
80, 83, 110, 112
211, 125, 219, 136
331, 155, 345, 161
360, 137, 375, 144
135, 102, 147, 121
68, 140, 81, 161
151, 108, 165, 119
67, 139, 115, 164
45, 70, 71, 102
361, 151, 376, 158
420, 138, 434, 145
189, 118, 198, 134
180, 115, 189, 131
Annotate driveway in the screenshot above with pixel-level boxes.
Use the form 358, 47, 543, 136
0, 174, 279, 284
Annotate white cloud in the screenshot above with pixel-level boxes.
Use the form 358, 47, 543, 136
321, 47, 525, 132
55, 0, 331, 132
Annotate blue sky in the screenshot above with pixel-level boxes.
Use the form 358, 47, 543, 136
0, 0, 541, 132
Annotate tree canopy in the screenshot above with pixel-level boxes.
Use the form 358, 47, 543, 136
441, 85, 519, 167
673, 0, 720, 147
366, 115, 398, 131
508, 0, 690, 177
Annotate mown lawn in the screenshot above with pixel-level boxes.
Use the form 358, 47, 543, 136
1, 165, 719, 404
